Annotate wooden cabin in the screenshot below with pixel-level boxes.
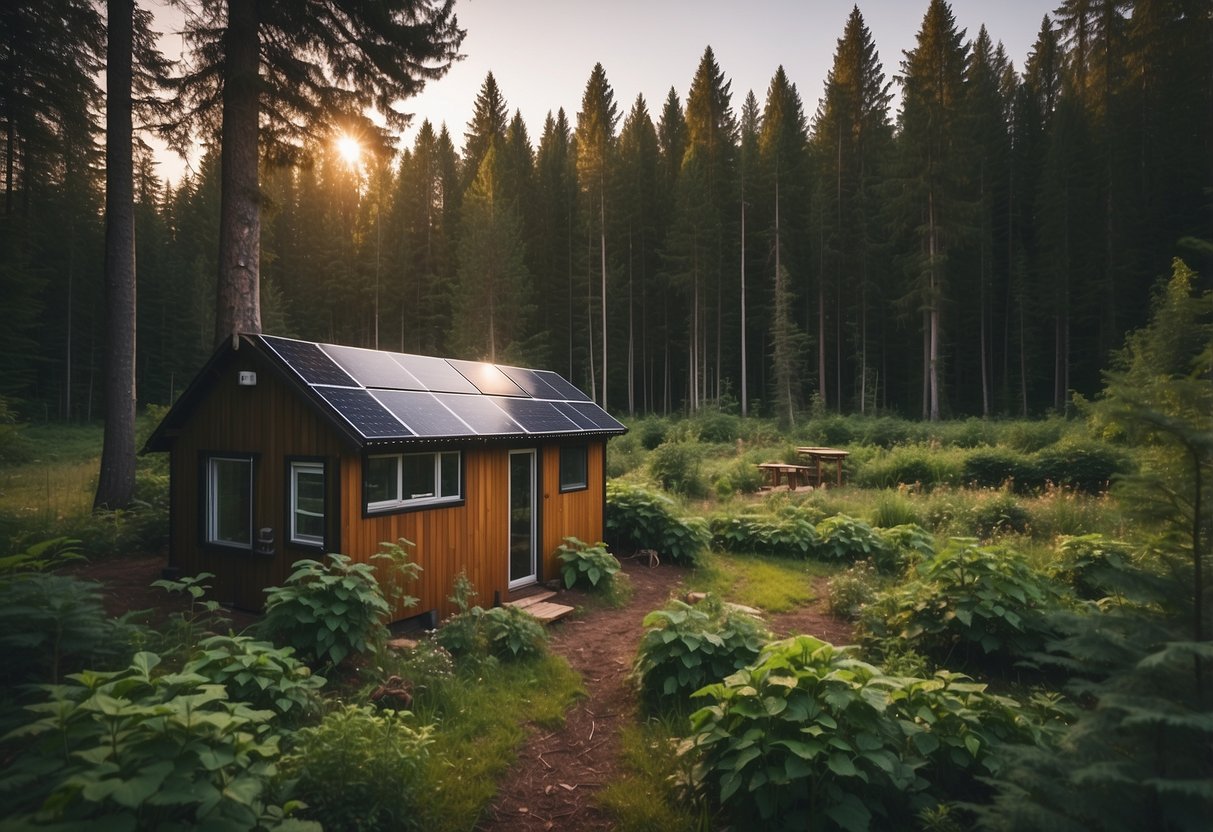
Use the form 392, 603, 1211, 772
144, 334, 626, 622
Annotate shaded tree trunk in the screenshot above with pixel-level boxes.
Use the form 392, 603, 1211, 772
95, 0, 136, 510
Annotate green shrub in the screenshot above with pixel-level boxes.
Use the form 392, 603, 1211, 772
637, 417, 670, 450
856, 445, 961, 490
862, 539, 1067, 666
606, 431, 646, 478
712, 456, 766, 498
606, 481, 709, 565
858, 416, 914, 449
480, 605, 547, 660
969, 493, 1032, 539
0, 652, 302, 829
798, 415, 856, 446
709, 509, 819, 558
1002, 418, 1066, 453
814, 514, 895, 570
825, 559, 880, 619
634, 596, 768, 711
682, 635, 1062, 831
557, 536, 621, 591
280, 703, 433, 831
259, 549, 416, 669
877, 524, 936, 569
648, 441, 708, 497
0, 396, 31, 463
0, 573, 139, 687
184, 634, 326, 720
962, 447, 1037, 490
1051, 534, 1140, 600
694, 412, 742, 443
1032, 440, 1131, 493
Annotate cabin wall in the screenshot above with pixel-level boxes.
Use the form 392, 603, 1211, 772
539, 441, 606, 578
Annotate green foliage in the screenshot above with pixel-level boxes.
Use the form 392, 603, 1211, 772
1050, 534, 1139, 601
606, 481, 709, 565
648, 441, 708, 497
634, 596, 768, 711
184, 634, 326, 721
152, 571, 227, 656
433, 572, 485, 659
712, 455, 766, 498
709, 508, 819, 558
825, 559, 880, 619
969, 492, 1032, 539
877, 523, 937, 569
480, 605, 547, 660
636, 417, 670, 450
862, 539, 1067, 666
557, 536, 621, 590
868, 490, 923, 528
0, 535, 82, 575
598, 720, 703, 832
280, 703, 433, 832
0, 396, 32, 463
0, 652, 307, 829
0, 573, 138, 688
259, 553, 398, 669
856, 445, 963, 490
962, 447, 1037, 490
815, 514, 895, 571
1032, 439, 1131, 494
681, 635, 1066, 831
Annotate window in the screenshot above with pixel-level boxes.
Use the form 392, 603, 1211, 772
559, 445, 588, 492
290, 461, 325, 546
366, 451, 461, 512
206, 456, 252, 548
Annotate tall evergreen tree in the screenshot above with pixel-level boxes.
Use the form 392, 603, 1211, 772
737, 90, 761, 416
534, 109, 577, 375
462, 71, 509, 193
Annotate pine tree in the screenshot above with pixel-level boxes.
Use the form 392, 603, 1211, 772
462, 71, 509, 193
654, 89, 687, 412
534, 109, 577, 375
737, 90, 761, 416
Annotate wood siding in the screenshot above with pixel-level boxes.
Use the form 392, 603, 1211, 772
165, 348, 608, 621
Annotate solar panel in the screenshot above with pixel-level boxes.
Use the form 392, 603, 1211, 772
490, 397, 580, 433
566, 401, 627, 432
448, 359, 527, 397
262, 336, 358, 387
320, 344, 423, 390
434, 393, 524, 435
390, 354, 479, 394
313, 386, 411, 438
372, 390, 476, 437
533, 370, 592, 402
498, 366, 565, 400
553, 401, 600, 430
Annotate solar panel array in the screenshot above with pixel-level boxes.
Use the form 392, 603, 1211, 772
259, 335, 625, 443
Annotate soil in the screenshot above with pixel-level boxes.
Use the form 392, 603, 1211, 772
70, 553, 853, 831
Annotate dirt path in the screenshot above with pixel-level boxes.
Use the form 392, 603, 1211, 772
476, 568, 855, 831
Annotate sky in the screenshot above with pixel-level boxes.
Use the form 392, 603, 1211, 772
148, 0, 1061, 183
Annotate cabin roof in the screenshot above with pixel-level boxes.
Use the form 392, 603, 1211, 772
144, 334, 626, 453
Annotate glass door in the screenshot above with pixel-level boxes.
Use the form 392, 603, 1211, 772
508, 449, 537, 588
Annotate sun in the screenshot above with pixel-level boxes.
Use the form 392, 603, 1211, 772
336, 133, 362, 168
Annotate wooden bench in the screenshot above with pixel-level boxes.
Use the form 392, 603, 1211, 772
795, 447, 850, 488
756, 462, 815, 490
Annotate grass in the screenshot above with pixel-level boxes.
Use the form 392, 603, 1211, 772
0, 423, 104, 526
406, 653, 586, 832
598, 720, 705, 832
686, 551, 832, 613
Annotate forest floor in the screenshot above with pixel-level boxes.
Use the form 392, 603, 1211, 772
72, 554, 852, 831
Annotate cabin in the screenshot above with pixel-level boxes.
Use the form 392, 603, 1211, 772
144, 334, 626, 622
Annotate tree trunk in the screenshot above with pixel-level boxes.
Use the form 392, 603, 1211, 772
740, 198, 747, 416
599, 187, 607, 410
95, 0, 137, 510
214, 0, 262, 346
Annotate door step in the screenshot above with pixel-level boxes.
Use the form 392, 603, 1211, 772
506, 590, 575, 624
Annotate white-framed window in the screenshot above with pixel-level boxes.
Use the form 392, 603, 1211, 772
365, 451, 461, 512
289, 461, 325, 546
559, 445, 588, 492
206, 455, 253, 548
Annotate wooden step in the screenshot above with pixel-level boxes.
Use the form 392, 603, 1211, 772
507, 590, 556, 610
520, 600, 575, 624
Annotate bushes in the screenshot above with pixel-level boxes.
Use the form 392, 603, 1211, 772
825, 559, 880, 619
855, 445, 963, 490
709, 509, 819, 558
681, 635, 1061, 831
962, 447, 1037, 490
1033, 440, 1131, 493
259, 549, 417, 668
184, 634, 326, 721
815, 514, 894, 569
280, 704, 434, 831
648, 441, 708, 497
606, 481, 709, 565
634, 596, 768, 710
969, 493, 1032, 539
434, 573, 547, 662
557, 536, 620, 591
862, 539, 1067, 666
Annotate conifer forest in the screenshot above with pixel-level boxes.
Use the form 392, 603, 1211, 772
2, 0, 1211, 425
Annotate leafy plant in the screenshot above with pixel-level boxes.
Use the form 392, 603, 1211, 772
877, 523, 936, 569
433, 572, 486, 659
634, 596, 768, 711
825, 559, 880, 619
969, 492, 1031, 539
280, 703, 434, 831
259, 552, 408, 668
557, 536, 621, 590
1032, 439, 1131, 494
0, 536, 82, 574
184, 634, 326, 721
815, 514, 895, 570
648, 441, 707, 497
1050, 533, 1140, 600
681, 635, 1065, 831
709, 509, 819, 558
480, 605, 547, 660
0, 652, 307, 829
606, 481, 709, 565
862, 539, 1068, 666
152, 571, 228, 656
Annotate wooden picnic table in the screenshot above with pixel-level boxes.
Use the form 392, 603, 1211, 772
795, 447, 850, 487
756, 461, 814, 490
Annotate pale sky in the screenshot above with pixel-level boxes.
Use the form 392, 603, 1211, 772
147, 0, 1060, 183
